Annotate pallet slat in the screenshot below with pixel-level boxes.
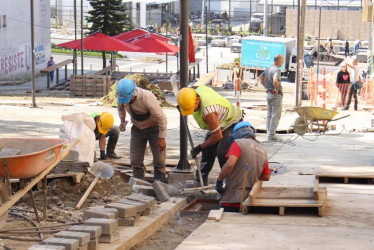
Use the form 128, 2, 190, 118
70, 75, 112, 97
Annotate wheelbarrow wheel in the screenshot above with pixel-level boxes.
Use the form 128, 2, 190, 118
294, 116, 308, 136
0, 182, 9, 229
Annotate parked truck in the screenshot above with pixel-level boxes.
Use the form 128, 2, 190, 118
240, 36, 313, 82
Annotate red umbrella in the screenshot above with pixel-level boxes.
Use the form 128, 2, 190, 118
188, 26, 196, 63
130, 37, 179, 53
57, 32, 140, 51
114, 28, 170, 42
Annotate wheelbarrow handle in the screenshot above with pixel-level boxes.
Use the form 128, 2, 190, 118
331, 114, 350, 121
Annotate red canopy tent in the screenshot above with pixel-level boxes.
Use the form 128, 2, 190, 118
130, 37, 179, 53
57, 32, 140, 51
114, 28, 170, 42
188, 26, 195, 63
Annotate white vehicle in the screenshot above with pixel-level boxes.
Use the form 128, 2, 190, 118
251, 13, 264, 22
230, 43, 242, 53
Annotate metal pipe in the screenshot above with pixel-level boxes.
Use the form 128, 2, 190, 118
30, 0, 37, 107
205, 4, 208, 73
264, 0, 268, 36
177, 0, 190, 170
81, 0, 84, 75
74, 0, 77, 74
295, 0, 301, 106
316, 5, 322, 106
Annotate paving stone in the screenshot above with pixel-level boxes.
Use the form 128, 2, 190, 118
129, 177, 152, 187
104, 203, 137, 218
83, 218, 118, 235
98, 231, 120, 243
83, 207, 117, 220
29, 245, 65, 250
135, 212, 141, 222
68, 225, 102, 240
78, 244, 88, 250
141, 208, 150, 216
152, 180, 170, 202
116, 199, 146, 212
132, 184, 156, 196
41, 238, 79, 250
118, 217, 135, 226
54, 231, 90, 246
87, 239, 98, 250
168, 172, 195, 186
126, 193, 156, 208
159, 181, 181, 196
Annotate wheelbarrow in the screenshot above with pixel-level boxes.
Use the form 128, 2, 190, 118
293, 107, 350, 135
0, 138, 78, 228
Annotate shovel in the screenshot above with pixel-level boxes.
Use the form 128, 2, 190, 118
75, 162, 114, 210
170, 76, 204, 188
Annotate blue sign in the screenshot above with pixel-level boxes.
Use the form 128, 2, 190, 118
241, 40, 285, 70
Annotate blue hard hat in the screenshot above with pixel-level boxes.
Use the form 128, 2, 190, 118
117, 78, 135, 104
230, 121, 256, 143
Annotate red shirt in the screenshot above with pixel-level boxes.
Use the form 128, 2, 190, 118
221, 141, 270, 208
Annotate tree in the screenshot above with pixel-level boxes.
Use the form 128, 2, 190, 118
86, 0, 129, 68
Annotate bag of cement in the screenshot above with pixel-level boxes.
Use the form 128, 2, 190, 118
59, 112, 96, 166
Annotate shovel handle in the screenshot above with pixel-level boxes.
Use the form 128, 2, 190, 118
75, 177, 99, 210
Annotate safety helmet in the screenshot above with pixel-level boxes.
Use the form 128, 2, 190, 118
117, 78, 136, 104
177, 88, 197, 116
230, 121, 256, 143
98, 112, 114, 135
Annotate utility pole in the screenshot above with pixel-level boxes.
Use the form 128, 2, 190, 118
205, 4, 208, 73
74, 0, 77, 74
316, 5, 322, 106
166, 3, 169, 74
177, 0, 190, 171
228, 0, 231, 32
201, 0, 205, 29
30, 0, 37, 107
295, 0, 306, 107
249, 0, 252, 32
81, 0, 84, 75
264, 0, 268, 36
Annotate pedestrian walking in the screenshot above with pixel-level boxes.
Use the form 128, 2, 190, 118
259, 54, 285, 142
47, 57, 55, 82
336, 63, 351, 108
345, 39, 350, 58
344, 59, 362, 110
117, 78, 167, 181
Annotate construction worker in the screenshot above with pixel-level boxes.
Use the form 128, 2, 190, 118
91, 112, 121, 160
117, 78, 167, 181
177, 86, 243, 186
216, 121, 270, 212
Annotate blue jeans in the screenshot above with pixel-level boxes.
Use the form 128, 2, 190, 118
50, 71, 54, 81
266, 93, 283, 137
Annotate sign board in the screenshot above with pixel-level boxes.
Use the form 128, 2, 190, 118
241, 39, 286, 70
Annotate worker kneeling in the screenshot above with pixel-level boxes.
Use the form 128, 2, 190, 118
216, 121, 270, 212
91, 112, 121, 160
117, 78, 167, 181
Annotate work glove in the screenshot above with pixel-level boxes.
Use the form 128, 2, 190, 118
215, 180, 226, 194
190, 145, 203, 159
99, 150, 107, 160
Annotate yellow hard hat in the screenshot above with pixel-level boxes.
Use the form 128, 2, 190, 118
177, 88, 197, 116
98, 112, 114, 135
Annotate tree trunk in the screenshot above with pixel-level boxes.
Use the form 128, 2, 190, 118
102, 51, 106, 68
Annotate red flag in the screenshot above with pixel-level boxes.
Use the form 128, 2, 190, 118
188, 26, 195, 63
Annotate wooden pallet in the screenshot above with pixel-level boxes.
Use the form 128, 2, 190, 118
317, 165, 374, 184
241, 181, 328, 217
70, 75, 112, 97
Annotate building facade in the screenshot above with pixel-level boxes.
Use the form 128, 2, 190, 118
0, 0, 51, 82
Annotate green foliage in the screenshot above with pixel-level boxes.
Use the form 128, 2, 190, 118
51, 47, 124, 58
234, 58, 241, 63
101, 74, 173, 107
226, 31, 231, 36
86, 0, 128, 36
239, 26, 243, 33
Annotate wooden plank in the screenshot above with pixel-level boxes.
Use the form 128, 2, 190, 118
144, 157, 194, 167
256, 187, 314, 200
112, 158, 153, 166
193, 73, 215, 87
208, 208, 224, 222
317, 165, 374, 178
313, 179, 319, 200
249, 181, 262, 204
40, 59, 73, 72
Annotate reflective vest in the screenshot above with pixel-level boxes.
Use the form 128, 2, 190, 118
193, 86, 241, 130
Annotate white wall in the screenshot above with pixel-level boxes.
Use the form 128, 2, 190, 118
0, 0, 51, 82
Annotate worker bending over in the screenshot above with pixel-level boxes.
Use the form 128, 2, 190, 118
216, 121, 270, 212
177, 86, 243, 186
91, 112, 121, 160
117, 78, 167, 181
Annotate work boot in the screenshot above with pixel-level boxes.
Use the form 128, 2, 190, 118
106, 151, 121, 159
133, 167, 145, 179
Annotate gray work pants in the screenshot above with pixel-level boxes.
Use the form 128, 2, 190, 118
266, 93, 283, 137
95, 125, 120, 153
130, 125, 166, 180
